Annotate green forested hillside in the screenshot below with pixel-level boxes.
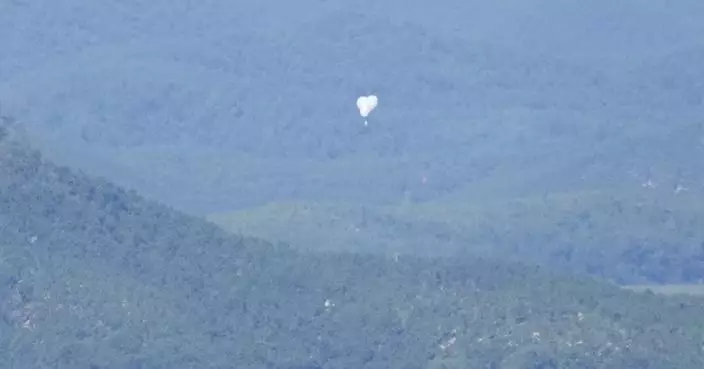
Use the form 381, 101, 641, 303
209, 183, 704, 285
4, 1, 704, 366
3, 118, 704, 368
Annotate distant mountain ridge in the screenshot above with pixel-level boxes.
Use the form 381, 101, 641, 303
2, 0, 704, 213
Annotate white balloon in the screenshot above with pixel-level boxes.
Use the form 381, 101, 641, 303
356, 94, 378, 118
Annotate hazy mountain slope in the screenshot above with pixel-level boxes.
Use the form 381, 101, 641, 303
209, 185, 704, 285
2, 0, 704, 214
3, 121, 704, 368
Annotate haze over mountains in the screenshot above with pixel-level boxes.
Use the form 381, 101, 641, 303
3, 0, 704, 213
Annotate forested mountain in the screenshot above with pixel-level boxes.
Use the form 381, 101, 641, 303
3, 0, 704, 290
3, 118, 704, 368
3, 1, 704, 366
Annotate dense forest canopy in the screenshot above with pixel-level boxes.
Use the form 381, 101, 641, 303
3, 0, 704, 367
2, 123, 704, 368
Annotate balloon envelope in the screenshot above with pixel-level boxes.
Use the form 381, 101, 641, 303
356, 95, 378, 118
